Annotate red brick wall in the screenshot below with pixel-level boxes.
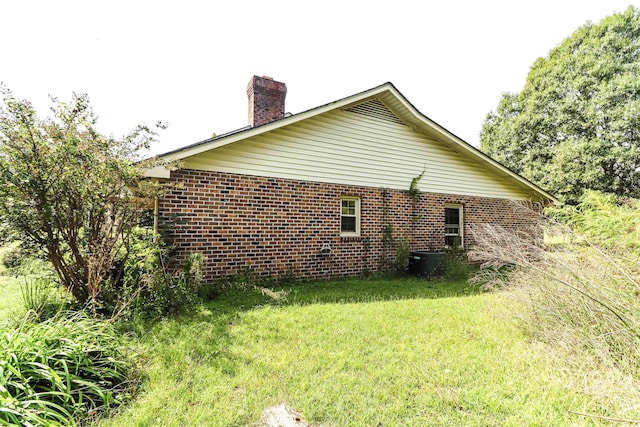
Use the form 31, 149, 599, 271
158, 169, 542, 281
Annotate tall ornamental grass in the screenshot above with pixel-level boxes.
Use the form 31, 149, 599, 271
469, 195, 640, 381
0, 312, 134, 426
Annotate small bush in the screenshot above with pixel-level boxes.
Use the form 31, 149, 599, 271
143, 252, 205, 316
394, 237, 411, 275
101, 228, 206, 320
0, 312, 135, 426
1, 245, 23, 271
443, 249, 474, 280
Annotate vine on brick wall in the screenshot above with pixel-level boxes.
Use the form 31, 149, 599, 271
380, 189, 394, 271
407, 167, 425, 229
401, 168, 426, 269
380, 187, 412, 275
408, 167, 425, 195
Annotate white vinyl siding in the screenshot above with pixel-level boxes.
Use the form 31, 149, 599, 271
182, 106, 535, 200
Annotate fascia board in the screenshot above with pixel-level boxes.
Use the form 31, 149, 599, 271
144, 165, 171, 179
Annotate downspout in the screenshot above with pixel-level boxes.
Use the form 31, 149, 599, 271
153, 196, 159, 237
153, 178, 159, 241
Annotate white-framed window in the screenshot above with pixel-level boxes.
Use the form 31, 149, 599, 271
445, 204, 463, 247
340, 196, 361, 236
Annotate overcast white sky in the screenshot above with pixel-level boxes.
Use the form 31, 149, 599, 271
2, 1, 638, 155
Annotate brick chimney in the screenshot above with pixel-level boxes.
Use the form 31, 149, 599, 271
247, 75, 287, 127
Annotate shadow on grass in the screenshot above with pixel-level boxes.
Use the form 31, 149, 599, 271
128, 277, 484, 340
199, 276, 484, 319
136, 277, 484, 352
109, 276, 487, 424
286, 276, 481, 304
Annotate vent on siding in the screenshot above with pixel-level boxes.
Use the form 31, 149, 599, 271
345, 99, 405, 125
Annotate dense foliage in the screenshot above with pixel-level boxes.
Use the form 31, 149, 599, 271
0, 86, 164, 312
0, 312, 134, 426
106, 231, 206, 321
481, 7, 640, 203
547, 189, 640, 257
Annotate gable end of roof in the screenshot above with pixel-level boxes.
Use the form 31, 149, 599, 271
149, 82, 556, 203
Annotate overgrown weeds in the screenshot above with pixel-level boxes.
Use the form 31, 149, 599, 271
0, 233, 203, 425
89, 226, 207, 321
0, 227, 207, 324
443, 248, 475, 281
107, 252, 206, 322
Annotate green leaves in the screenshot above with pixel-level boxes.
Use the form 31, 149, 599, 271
0, 312, 134, 426
0, 86, 165, 311
481, 6, 640, 203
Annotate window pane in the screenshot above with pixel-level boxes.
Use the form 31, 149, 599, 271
444, 206, 462, 247
445, 225, 460, 235
445, 207, 459, 225
342, 200, 355, 215
341, 216, 356, 233
445, 236, 461, 246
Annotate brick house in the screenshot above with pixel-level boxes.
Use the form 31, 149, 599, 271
147, 76, 556, 281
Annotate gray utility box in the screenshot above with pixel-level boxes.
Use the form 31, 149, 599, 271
409, 251, 447, 278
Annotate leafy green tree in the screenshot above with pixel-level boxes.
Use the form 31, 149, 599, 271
481, 6, 640, 203
0, 85, 164, 311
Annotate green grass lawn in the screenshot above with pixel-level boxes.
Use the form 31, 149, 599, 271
88, 277, 634, 427
0, 245, 23, 321
0, 274, 635, 426
0, 275, 21, 320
